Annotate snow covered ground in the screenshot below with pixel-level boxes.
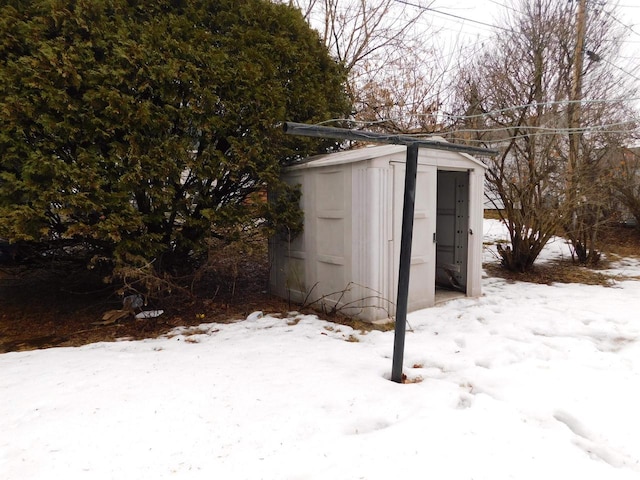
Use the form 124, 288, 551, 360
2, 220, 640, 479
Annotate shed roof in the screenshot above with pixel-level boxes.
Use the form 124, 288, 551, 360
286, 142, 487, 171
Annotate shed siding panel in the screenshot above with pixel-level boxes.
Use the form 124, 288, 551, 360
317, 218, 345, 258
310, 168, 351, 309
316, 171, 345, 210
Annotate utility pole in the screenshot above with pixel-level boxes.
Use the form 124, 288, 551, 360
566, 0, 587, 256
568, 0, 587, 178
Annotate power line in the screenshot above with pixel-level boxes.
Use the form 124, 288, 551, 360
442, 129, 639, 145
447, 121, 638, 135
314, 117, 639, 141
599, 5, 640, 38
598, 56, 640, 83
441, 97, 640, 121
392, 0, 512, 32
320, 96, 640, 129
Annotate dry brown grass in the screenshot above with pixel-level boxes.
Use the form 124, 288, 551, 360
484, 260, 615, 286
599, 224, 640, 258
484, 220, 640, 286
483, 209, 503, 220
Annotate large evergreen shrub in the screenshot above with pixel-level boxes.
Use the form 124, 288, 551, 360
0, 0, 350, 273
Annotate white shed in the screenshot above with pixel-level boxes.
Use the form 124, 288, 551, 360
269, 143, 486, 322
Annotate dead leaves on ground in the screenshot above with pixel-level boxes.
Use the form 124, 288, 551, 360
93, 309, 133, 326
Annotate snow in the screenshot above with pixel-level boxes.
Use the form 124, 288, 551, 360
2, 220, 640, 479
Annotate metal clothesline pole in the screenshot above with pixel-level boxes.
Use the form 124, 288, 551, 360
283, 122, 496, 384
390, 142, 418, 383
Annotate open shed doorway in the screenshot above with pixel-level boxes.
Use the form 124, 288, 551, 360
435, 170, 470, 298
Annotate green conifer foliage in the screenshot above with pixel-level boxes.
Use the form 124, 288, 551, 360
0, 0, 350, 271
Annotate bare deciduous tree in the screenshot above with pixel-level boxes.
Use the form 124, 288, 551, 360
354, 49, 449, 133
450, 0, 637, 271
284, 0, 446, 133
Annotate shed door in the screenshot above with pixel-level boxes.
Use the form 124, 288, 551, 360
391, 162, 436, 312
436, 170, 469, 292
